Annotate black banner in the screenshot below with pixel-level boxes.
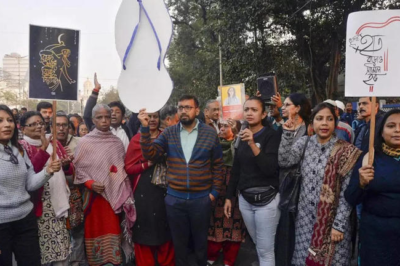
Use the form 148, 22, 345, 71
29, 25, 79, 101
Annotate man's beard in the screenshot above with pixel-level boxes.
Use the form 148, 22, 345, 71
180, 115, 195, 126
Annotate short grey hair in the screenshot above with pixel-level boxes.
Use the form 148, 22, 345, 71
92, 104, 111, 118
160, 104, 177, 121
205, 99, 219, 109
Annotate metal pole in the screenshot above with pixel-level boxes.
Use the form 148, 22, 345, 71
17, 57, 21, 106
219, 34, 223, 87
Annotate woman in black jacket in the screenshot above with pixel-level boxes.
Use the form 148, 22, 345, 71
224, 97, 281, 266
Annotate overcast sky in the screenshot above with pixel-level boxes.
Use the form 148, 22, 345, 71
0, 0, 124, 91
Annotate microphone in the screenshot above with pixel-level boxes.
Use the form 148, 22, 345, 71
234, 121, 249, 149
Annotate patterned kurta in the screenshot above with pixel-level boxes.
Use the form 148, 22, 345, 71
279, 133, 353, 266
38, 182, 70, 264
208, 166, 246, 243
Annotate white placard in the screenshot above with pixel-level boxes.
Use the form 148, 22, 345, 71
345, 10, 400, 97
115, 0, 173, 113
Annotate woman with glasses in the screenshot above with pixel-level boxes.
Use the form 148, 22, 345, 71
0, 105, 61, 266
207, 119, 246, 266
279, 103, 361, 266
275, 93, 311, 266
19, 111, 73, 266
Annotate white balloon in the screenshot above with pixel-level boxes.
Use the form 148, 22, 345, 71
115, 0, 173, 113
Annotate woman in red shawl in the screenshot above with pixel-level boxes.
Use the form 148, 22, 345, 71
125, 111, 174, 266
19, 111, 74, 265
74, 104, 135, 266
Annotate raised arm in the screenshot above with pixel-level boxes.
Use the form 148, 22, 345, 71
83, 73, 101, 131
278, 131, 308, 168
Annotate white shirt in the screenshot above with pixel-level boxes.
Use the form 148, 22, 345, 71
111, 126, 129, 152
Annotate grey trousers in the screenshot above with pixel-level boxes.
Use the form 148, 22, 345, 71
239, 193, 281, 266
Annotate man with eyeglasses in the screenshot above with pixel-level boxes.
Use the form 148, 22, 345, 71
204, 99, 221, 133
50, 111, 86, 266
52, 111, 80, 157
139, 95, 224, 266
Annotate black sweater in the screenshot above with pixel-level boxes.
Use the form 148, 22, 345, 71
226, 126, 281, 199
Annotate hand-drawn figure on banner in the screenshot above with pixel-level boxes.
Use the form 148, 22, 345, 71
348, 16, 400, 93
39, 33, 76, 92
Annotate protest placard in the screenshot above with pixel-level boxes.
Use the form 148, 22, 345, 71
219, 83, 245, 120
29, 25, 80, 158
29, 25, 79, 101
345, 10, 400, 97
345, 10, 400, 164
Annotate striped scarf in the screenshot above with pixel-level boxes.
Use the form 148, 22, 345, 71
305, 140, 362, 266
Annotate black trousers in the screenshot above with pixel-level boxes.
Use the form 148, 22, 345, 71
275, 210, 296, 266
165, 195, 211, 266
0, 211, 41, 266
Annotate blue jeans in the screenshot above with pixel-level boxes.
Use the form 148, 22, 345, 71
165, 194, 211, 266
239, 193, 280, 266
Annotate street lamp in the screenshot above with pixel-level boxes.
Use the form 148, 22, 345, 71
5, 54, 28, 108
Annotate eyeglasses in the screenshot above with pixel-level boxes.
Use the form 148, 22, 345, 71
221, 124, 231, 128
177, 106, 195, 112
24, 122, 45, 128
55, 123, 69, 128
282, 103, 293, 108
4, 145, 18, 165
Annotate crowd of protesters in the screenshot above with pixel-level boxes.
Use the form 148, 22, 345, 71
0, 74, 399, 266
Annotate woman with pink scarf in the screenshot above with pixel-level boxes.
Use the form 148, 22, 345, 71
74, 104, 135, 266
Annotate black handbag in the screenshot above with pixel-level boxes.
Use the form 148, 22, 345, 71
279, 137, 310, 213
241, 186, 278, 206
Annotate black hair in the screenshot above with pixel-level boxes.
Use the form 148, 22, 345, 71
288, 93, 312, 126
0, 105, 22, 151
368, 97, 379, 103
21, 107, 27, 111
108, 101, 126, 117
69, 113, 83, 122
69, 121, 76, 132
20, 111, 44, 127
178, 95, 199, 108
244, 96, 271, 128
50, 111, 69, 125
160, 104, 177, 121
36, 101, 53, 112
245, 96, 266, 113
12, 108, 18, 112
310, 103, 338, 126
196, 111, 205, 123
375, 109, 400, 153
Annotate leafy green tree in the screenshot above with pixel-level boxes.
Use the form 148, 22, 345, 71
166, 0, 399, 106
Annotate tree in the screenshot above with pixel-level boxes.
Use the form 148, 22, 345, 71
167, 0, 399, 106
99, 86, 120, 104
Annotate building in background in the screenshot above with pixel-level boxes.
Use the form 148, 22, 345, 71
1, 53, 29, 107
77, 77, 93, 113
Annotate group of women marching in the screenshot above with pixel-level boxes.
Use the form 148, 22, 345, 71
1, 90, 399, 266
